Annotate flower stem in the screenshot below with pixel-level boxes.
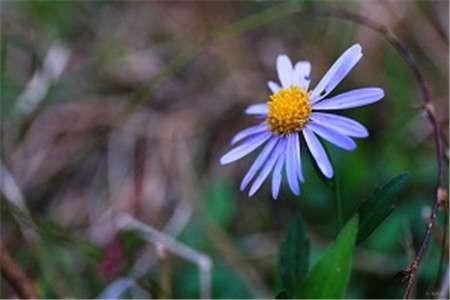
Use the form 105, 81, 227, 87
320, 144, 343, 232
331, 170, 343, 232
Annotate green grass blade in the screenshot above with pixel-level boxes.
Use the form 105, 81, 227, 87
278, 214, 310, 298
356, 172, 409, 243
297, 215, 359, 299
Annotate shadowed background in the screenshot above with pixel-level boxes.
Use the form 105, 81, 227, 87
1, 1, 448, 299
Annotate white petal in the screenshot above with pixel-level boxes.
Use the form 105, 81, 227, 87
231, 123, 267, 145
245, 103, 268, 115
286, 134, 300, 195
307, 122, 356, 151
293, 61, 311, 90
277, 54, 294, 88
249, 138, 285, 197
312, 88, 384, 110
293, 133, 304, 182
268, 81, 281, 94
271, 152, 285, 200
310, 44, 363, 102
220, 131, 271, 165
303, 127, 333, 178
310, 112, 368, 138
240, 137, 279, 191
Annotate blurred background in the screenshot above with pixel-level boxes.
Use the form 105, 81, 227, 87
1, 1, 448, 299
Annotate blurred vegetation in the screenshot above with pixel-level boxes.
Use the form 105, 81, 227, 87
1, 1, 448, 299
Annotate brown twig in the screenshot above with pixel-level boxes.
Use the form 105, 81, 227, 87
315, 7, 448, 299
0, 241, 38, 299
156, 244, 172, 299
433, 197, 449, 293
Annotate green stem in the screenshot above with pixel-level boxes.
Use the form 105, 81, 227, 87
332, 172, 343, 232
320, 144, 343, 232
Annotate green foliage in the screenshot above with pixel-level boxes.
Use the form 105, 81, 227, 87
172, 263, 253, 299
32, 230, 103, 298
178, 218, 212, 253
204, 179, 236, 229
2, 1, 442, 298
278, 214, 310, 298
356, 173, 409, 243
275, 290, 290, 299
297, 216, 359, 299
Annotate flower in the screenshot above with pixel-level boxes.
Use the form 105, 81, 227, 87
220, 44, 384, 199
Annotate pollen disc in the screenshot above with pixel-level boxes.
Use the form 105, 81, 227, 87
267, 86, 311, 135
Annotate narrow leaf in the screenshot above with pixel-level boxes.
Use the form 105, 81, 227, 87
356, 172, 409, 243
278, 214, 310, 297
297, 216, 359, 299
276, 290, 290, 299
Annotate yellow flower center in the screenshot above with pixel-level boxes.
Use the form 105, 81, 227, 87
266, 86, 311, 135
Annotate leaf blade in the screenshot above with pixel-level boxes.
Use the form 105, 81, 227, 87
297, 215, 359, 299
278, 214, 310, 297
357, 172, 409, 243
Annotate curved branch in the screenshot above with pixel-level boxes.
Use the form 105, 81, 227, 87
313, 6, 447, 299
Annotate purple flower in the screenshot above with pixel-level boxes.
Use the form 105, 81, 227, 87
220, 44, 384, 199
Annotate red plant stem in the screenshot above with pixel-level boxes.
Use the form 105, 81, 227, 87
0, 241, 38, 299
316, 7, 447, 298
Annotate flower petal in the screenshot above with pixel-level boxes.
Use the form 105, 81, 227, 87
292, 133, 304, 182
220, 131, 271, 165
312, 88, 384, 110
268, 81, 281, 94
293, 61, 311, 90
286, 134, 300, 195
277, 54, 294, 88
240, 136, 279, 191
271, 151, 285, 200
245, 103, 268, 115
249, 138, 286, 196
310, 112, 368, 138
306, 122, 356, 151
231, 122, 267, 145
310, 44, 363, 102
303, 126, 333, 178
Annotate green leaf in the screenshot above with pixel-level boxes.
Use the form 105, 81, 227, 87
172, 263, 253, 299
204, 180, 236, 229
276, 290, 290, 299
356, 172, 409, 243
297, 216, 359, 299
278, 214, 310, 297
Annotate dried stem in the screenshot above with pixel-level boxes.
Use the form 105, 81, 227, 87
434, 198, 449, 293
7, 4, 444, 299
116, 213, 212, 299
0, 241, 38, 299
315, 6, 447, 298
156, 244, 172, 299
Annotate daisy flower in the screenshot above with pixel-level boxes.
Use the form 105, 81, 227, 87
219, 44, 384, 199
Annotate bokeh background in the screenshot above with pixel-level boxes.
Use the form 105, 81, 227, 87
1, 1, 448, 299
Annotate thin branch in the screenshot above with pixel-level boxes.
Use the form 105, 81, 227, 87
116, 213, 212, 299
206, 223, 272, 298
313, 7, 447, 298
434, 197, 449, 294
97, 277, 150, 299
156, 244, 172, 299
0, 241, 38, 299
16, 43, 70, 115
0, 161, 39, 243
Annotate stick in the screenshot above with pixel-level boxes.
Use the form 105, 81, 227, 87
0, 242, 38, 299
116, 213, 212, 299
314, 7, 448, 298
